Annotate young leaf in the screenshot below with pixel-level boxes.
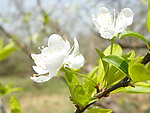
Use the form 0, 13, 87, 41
111, 86, 150, 94
9, 96, 22, 113
64, 69, 80, 88
106, 65, 125, 87
0, 42, 17, 61
146, 10, 150, 33
119, 30, 147, 43
128, 62, 150, 82
97, 59, 105, 87
0, 83, 22, 97
84, 108, 112, 113
95, 48, 105, 58
122, 50, 135, 62
148, 0, 150, 9
103, 55, 128, 74
103, 44, 122, 56
71, 84, 97, 108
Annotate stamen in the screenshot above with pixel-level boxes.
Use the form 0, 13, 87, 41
38, 47, 42, 50
113, 9, 116, 27
32, 74, 39, 77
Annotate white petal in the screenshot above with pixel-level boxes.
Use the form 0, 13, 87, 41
92, 7, 113, 34
64, 54, 84, 70
32, 66, 48, 75
100, 29, 117, 39
45, 51, 66, 76
98, 7, 109, 15
115, 14, 127, 33
121, 8, 133, 26
48, 34, 70, 54
30, 75, 52, 83
71, 38, 79, 56
31, 53, 47, 70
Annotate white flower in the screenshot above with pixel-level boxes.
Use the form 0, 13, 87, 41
31, 34, 84, 83
92, 7, 133, 39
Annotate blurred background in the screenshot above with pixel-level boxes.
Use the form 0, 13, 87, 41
0, 0, 150, 113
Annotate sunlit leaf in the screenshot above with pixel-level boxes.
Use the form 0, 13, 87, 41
0, 83, 22, 97
95, 48, 105, 58
146, 10, 150, 33
64, 68, 80, 88
106, 65, 125, 87
71, 84, 97, 108
9, 96, 22, 113
0, 41, 17, 61
129, 62, 150, 82
104, 44, 122, 56
84, 108, 112, 113
148, 0, 150, 9
111, 86, 150, 94
135, 81, 150, 88
122, 50, 135, 62
103, 55, 128, 74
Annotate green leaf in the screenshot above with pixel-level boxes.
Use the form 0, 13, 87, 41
0, 83, 22, 97
106, 65, 125, 87
97, 59, 105, 88
9, 96, 22, 113
84, 108, 112, 113
122, 50, 135, 62
128, 62, 150, 82
0, 41, 17, 61
148, 0, 150, 9
111, 86, 150, 94
95, 48, 105, 58
23, 13, 32, 23
119, 30, 147, 43
42, 12, 50, 25
104, 44, 122, 56
146, 10, 150, 33
103, 55, 128, 74
71, 84, 97, 108
135, 81, 150, 88
64, 69, 80, 88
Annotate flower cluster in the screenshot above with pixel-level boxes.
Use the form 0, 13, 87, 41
31, 7, 134, 83
31, 34, 84, 83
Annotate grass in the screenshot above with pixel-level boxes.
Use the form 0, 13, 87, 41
0, 76, 75, 113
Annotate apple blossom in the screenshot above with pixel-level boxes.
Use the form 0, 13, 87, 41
31, 34, 84, 83
92, 7, 133, 39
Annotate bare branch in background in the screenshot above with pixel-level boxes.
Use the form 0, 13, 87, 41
0, 25, 31, 59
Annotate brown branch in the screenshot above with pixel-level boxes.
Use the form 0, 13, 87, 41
75, 50, 150, 113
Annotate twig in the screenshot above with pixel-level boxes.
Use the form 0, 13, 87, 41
74, 50, 150, 113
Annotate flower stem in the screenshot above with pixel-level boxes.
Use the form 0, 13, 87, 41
103, 38, 115, 87
64, 67, 97, 86
110, 38, 114, 55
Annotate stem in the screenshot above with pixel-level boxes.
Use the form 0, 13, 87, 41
110, 38, 114, 55
74, 51, 150, 113
64, 68, 97, 86
146, 42, 150, 50
103, 38, 115, 86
